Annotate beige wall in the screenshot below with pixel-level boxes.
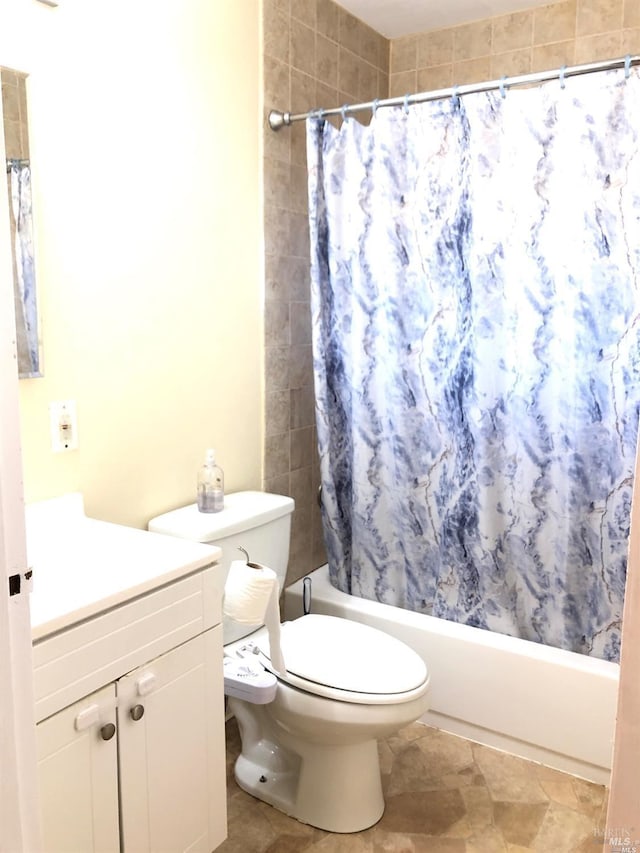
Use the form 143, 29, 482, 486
389, 0, 640, 91
0, 0, 263, 529
262, 0, 389, 586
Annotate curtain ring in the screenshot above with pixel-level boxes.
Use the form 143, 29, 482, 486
403, 93, 410, 115
310, 107, 324, 120
451, 85, 460, 107
340, 103, 349, 122
624, 54, 632, 79
559, 65, 566, 89
499, 76, 507, 99
371, 98, 380, 118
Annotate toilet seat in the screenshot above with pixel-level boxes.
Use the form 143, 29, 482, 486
257, 614, 429, 706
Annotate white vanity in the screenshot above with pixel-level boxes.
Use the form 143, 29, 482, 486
27, 494, 227, 853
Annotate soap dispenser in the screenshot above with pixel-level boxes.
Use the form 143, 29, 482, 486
197, 449, 224, 513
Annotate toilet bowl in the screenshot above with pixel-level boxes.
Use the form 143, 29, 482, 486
226, 613, 430, 832
149, 491, 431, 833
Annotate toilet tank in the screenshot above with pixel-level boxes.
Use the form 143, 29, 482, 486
148, 491, 295, 644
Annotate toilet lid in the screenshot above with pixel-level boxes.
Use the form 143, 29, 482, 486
259, 614, 428, 699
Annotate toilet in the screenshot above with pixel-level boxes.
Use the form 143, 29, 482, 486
148, 491, 430, 833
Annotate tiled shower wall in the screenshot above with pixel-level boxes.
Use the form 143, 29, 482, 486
1, 68, 29, 160
263, 0, 640, 590
388, 0, 640, 93
262, 0, 388, 588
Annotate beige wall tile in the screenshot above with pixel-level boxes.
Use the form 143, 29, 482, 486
338, 7, 361, 55
417, 64, 453, 91
266, 390, 291, 437
379, 34, 390, 73
316, 33, 338, 87
389, 69, 418, 97
338, 46, 359, 97
534, 0, 577, 45
392, 35, 418, 72
532, 40, 576, 71
3, 119, 22, 159
290, 465, 313, 511
453, 20, 492, 61
265, 346, 290, 392
315, 80, 338, 115
417, 28, 454, 68
264, 6, 290, 61
265, 298, 290, 347
574, 31, 622, 63
286, 256, 311, 301
361, 22, 382, 67
291, 0, 315, 28
265, 433, 290, 479
290, 66, 315, 112
453, 56, 492, 85
265, 253, 292, 302
264, 157, 290, 209
291, 426, 314, 470
289, 345, 313, 389
316, 0, 338, 41
291, 386, 315, 429
576, 0, 624, 37
290, 121, 307, 166
289, 211, 310, 257
623, 27, 640, 52
490, 48, 533, 78
378, 70, 389, 98
290, 301, 312, 346
289, 163, 309, 213
358, 58, 378, 100
290, 18, 315, 75
492, 11, 534, 53
267, 0, 290, 15
624, 0, 640, 28
264, 55, 290, 109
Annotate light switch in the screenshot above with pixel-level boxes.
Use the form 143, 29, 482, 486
49, 400, 78, 452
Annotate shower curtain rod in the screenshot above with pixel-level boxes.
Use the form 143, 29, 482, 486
268, 54, 640, 130
5, 158, 29, 173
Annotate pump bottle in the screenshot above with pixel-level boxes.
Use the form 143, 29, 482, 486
197, 449, 224, 513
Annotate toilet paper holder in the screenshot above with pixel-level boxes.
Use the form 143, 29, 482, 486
227, 546, 287, 676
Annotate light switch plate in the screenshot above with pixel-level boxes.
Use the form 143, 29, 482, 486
49, 400, 78, 452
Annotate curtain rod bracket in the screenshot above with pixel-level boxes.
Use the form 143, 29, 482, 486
268, 110, 290, 131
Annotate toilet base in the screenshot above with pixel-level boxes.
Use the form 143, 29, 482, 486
229, 697, 385, 833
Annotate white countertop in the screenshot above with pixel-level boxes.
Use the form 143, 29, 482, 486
27, 494, 221, 641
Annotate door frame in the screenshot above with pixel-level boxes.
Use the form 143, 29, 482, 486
0, 82, 41, 853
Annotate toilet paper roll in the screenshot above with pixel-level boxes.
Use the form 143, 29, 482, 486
223, 560, 278, 624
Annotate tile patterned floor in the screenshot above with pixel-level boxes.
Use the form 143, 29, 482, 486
218, 718, 609, 852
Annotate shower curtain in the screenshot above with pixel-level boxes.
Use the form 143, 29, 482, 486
307, 67, 640, 661
9, 162, 39, 377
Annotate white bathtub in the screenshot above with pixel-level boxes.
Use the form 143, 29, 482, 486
284, 565, 619, 785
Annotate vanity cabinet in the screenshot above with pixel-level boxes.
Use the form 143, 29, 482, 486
36, 628, 225, 853
28, 497, 227, 853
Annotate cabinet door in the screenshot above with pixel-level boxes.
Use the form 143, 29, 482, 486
118, 626, 226, 853
37, 684, 120, 853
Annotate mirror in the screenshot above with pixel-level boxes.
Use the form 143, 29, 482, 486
1, 66, 40, 378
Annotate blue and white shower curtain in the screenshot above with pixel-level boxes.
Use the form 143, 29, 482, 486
307, 67, 640, 661
10, 162, 39, 378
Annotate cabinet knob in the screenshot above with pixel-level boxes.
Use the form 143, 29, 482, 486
130, 704, 145, 722
100, 723, 116, 741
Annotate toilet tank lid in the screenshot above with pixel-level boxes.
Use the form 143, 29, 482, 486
148, 491, 295, 543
